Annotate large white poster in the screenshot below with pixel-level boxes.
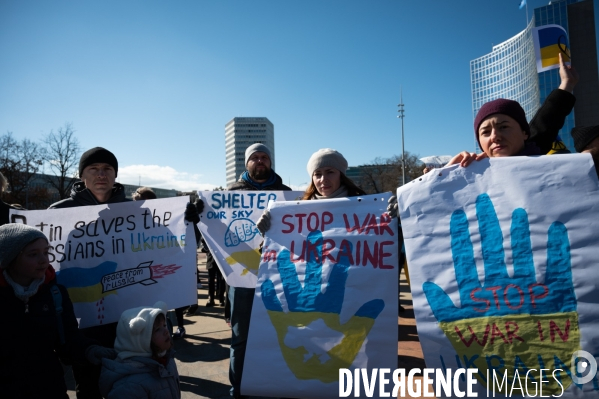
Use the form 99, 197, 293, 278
397, 154, 599, 398
197, 190, 302, 288
243, 193, 399, 399
10, 197, 197, 328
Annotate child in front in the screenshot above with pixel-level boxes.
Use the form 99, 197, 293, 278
100, 301, 181, 399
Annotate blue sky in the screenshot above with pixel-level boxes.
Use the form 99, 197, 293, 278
0, 0, 544, 191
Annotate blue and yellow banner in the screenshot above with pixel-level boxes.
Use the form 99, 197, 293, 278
532, 24, 571, 72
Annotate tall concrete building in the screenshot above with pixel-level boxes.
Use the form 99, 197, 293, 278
225, 117, 275, 187
471, 0, 599, 152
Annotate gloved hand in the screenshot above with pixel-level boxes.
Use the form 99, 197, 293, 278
194, 198, 204, 215
85, 345, 117, 365
386, 195, 398, 219
256, 209, 271, 235
184, 202, 200, 224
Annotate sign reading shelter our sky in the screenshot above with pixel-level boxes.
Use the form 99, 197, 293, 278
10, 197, 196, 328
397, 155, 599, 397
242, 193, 399, 399
197, 190, 302, 288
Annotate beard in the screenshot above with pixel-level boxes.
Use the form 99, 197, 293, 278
248, 164, 271, 181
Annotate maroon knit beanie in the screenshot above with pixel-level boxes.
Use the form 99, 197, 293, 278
474, 99, 530, 147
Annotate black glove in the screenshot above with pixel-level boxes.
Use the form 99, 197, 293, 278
194, 198, 204, 215
184, 202, 200, 224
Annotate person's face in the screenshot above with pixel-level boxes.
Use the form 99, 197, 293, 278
151, 315, 172, 354
478, 114, 528, 157
312, 167, 341, 197
80, 163, 116, 201
247, 151, 271, 181
8, 238, 50, 286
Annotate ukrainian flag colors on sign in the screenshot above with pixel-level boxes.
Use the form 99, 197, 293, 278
532, 24, 571, 73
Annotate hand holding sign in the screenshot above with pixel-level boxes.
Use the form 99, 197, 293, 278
260, 230, 385, 383
423, 193, 579, 393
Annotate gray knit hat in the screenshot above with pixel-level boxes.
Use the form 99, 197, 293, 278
0, 224, 48, 269
245, 143, 272, 166
306, 148, 348, 176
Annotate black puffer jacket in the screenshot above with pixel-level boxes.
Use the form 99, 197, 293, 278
48, 181, 130, 209
0, 266, 93, 399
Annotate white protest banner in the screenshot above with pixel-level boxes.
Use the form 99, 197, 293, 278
242, 193, 399, 399
197, 190, 302, 288
397, 155, 599, 397
10, 197, 196, 328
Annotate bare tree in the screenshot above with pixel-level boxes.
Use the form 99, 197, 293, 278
0, 132, 47, 206
355, 152, 423, 194
43, 123, 81, 199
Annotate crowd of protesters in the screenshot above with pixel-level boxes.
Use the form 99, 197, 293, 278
1, 52, 598, 399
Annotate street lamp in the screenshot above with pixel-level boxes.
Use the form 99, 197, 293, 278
397, 88, 406, 186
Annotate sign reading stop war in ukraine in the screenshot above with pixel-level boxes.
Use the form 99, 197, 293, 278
197, 190, 302, 288
242, 194, 399, 399
397, 155, 599, 398
9, 197, 196, 328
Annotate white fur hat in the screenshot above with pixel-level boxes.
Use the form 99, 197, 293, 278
114, 301, 168, 360
306, 148, 348, 176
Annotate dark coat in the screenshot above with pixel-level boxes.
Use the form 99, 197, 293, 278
228, 171, 291, 192
0, 266, 92, 399
48, 181, 130, 209
529, 89, 576, 154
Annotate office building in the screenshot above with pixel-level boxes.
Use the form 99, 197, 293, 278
225, 117, 275, 187
471, 0, 599, 152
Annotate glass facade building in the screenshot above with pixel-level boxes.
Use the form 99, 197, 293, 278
471, 0, 599, 152
470, 19, 540, 151
224, 117, 275, 187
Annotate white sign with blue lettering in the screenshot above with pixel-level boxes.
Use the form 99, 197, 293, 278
198, 190, 303, 288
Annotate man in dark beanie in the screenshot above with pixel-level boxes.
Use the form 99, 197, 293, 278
571, 126, 599, 177
47, 147, 200, 398
225, 142, 290, 398
49, 147, 125, 208
47, 147, 127, 398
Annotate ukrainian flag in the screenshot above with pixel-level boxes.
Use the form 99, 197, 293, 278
536, 25, 570, 68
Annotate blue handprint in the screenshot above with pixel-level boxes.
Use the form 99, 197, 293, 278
423, 193, 580, 393
261, 230, 384, 383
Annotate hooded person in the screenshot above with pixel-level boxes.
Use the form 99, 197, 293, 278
0, 223, 114, 399
99, 301, 180, 399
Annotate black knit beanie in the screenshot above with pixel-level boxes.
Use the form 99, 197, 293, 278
474, 99, 530, 147
571, 126, 599, 153
79, 147, 118, 177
